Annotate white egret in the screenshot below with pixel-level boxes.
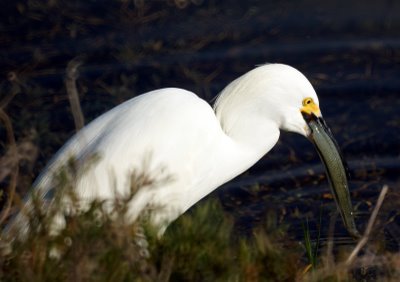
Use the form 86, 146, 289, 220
4, 63, 358, 240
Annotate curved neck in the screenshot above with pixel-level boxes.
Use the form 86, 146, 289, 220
213, 72, 281, 156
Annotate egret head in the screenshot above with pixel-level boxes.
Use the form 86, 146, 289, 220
214, 63, 321, 137
258, 64, 322, 137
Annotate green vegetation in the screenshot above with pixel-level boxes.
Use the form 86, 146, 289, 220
0, 174, 398, 281
302, 216, 320, 270
1, 182, 302, 281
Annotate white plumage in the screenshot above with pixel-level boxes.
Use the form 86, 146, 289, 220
7, 63, 320, 238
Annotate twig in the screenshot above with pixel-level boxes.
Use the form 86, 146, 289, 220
158, 254, 174, 282
345, 185, 389, 265
66, 57, 85, 131
325, 212, 338, 268
0, 109, 19, 225
0, 72, 24, 110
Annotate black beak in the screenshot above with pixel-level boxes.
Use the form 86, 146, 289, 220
303, 112, 360, 239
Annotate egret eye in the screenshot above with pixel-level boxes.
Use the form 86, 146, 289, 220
302, 97, 313, 106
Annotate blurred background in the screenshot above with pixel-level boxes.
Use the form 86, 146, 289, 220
0, 0, 399, 254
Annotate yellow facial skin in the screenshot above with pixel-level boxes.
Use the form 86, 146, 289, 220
301, 97, 321, 117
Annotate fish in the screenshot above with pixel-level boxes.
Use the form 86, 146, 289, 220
306, 115, 360, 239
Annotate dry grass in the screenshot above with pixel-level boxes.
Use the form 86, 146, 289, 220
0, 170, 302, 281
0, 163, 397, 281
